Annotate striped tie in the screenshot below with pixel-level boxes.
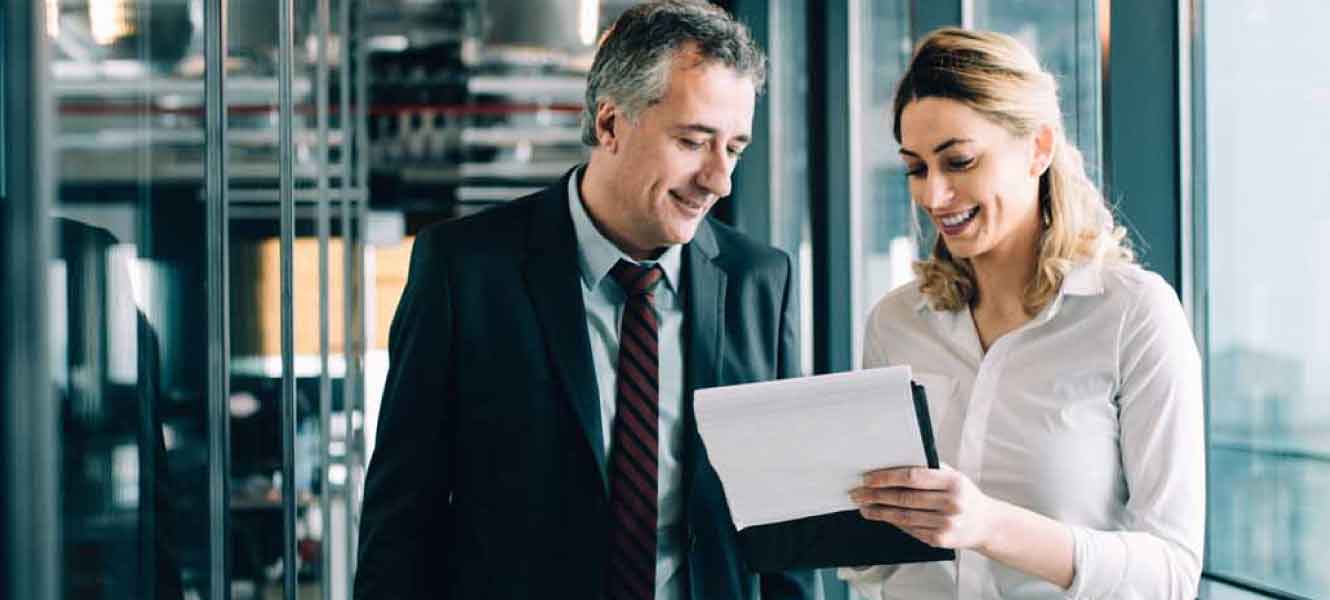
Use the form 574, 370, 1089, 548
605, 259, 663, 600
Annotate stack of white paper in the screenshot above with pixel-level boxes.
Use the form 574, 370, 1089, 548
694, 365, 927, 530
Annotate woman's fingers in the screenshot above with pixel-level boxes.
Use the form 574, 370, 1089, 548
860, 466, 955, 491
850, 487, 957, 512
857, 505, 949, 529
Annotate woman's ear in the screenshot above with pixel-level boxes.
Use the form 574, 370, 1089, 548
595, 101, 620, 152
1030, 123, 1055, 177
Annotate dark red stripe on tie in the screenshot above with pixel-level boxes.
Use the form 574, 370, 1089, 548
616, 403, 656, 448
605, 260, 662, 600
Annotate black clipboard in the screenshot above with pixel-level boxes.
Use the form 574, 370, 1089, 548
736, 381, 955, 571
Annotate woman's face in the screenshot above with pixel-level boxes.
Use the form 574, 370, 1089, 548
897, 97, 1051, 262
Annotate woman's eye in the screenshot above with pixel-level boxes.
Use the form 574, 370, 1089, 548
905, 165, 926, 178
947, 156, 976, 170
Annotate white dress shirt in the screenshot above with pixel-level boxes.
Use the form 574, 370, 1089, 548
568, 170, 687, 600
842, 263, 1205, 599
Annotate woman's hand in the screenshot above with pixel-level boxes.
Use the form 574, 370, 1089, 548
849, 465, 1001, 551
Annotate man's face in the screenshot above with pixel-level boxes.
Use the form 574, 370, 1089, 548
598, 50, 756, 256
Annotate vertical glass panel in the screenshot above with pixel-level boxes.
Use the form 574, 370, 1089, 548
1203, 1, 1330, 597
48, 0, 208, 596
768, 0, 813, 376
226, 0, 333, 596
851, 0, 912, 366
971, 0, 1103, 182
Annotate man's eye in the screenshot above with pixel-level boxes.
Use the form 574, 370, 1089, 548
679, 139, 705, 150
727, 147, 745, 158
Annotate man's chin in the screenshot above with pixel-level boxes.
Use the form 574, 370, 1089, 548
662, 220, 705, 247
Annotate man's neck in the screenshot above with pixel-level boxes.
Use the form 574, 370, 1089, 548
579, 160, 663, 261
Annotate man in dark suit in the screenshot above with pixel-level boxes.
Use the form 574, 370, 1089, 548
355, 2, 814, 598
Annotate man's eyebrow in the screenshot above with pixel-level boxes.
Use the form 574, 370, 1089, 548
674, 123, 751, 145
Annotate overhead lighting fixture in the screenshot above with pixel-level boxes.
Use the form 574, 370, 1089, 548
46, 0, 60, 38
579, 0, 599, 46
90, 0, 134, 45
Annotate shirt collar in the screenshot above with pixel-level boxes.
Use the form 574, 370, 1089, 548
911, 261, 1105, 314
567, 165, 682, 293
1059, 262, 1105, 296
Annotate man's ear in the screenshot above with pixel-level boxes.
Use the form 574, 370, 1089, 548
595, 101, 621, 152
1030, 123, 1055, 177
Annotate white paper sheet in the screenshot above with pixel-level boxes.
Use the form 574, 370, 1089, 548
694, 366, 928, 530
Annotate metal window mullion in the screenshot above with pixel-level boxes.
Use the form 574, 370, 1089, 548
315, 0, 333, 597
1105, 0, 1182, 288
204, 0, 232, 599
350, 0, 371, 565
277, 0, 298, 597
338, 0, 358, 591
1183, 0, 1212, 576
4, 1, 58, 599
846, 0, 866, 370
1177, 0, 1195, 325
809, 0, 854, 374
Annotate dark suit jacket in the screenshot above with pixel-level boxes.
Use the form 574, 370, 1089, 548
354, 170, 815, 599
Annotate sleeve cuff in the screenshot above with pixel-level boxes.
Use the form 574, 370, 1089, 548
1066, 526, 1130, 599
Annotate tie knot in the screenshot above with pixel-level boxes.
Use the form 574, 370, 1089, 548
610, 259, 663, 296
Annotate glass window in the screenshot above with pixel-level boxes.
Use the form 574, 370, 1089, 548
41, 0, 356, 596
48, 0, 212, 595
851, 0, 913, 367
768, 0, 814, 375
1202, 1, 1330, 596
971, 0, 1103, 183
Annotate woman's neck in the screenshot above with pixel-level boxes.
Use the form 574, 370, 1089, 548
970, 225, 1041, 320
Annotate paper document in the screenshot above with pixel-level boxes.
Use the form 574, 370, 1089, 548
695, 366, 929, 530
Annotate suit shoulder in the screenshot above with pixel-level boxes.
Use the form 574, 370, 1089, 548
412, 190, 546, 259
707, 219, 791, 272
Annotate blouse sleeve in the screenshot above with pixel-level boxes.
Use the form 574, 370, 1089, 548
1064, 274, 1205, 599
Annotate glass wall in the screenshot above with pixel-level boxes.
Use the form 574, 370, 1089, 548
1201, 1, 1330, 596
850, 0, 912, 367
972, 0, 1103, 183
29, 0, 365, 597
47, 0, 213, 594
764, 0, 814, 375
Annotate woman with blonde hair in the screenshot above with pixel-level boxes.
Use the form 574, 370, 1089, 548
843, 28, 1203, 598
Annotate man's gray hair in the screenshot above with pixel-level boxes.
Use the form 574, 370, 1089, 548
580, 0, 767, 147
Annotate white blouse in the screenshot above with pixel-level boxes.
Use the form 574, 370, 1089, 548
842, 263, 1204, 599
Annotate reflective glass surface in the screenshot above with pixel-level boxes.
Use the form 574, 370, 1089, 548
851, 0, 912, 366
1203, 1, 1330, 596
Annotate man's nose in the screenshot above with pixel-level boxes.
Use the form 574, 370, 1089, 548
695, 147, 733, 198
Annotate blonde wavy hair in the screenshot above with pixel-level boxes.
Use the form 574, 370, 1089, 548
894, 28, 1134, 315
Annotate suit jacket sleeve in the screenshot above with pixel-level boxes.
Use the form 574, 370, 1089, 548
355, 228, 455, 599
756, 251, 820, 599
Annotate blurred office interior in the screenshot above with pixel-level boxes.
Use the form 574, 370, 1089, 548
2, 1, 1328, 598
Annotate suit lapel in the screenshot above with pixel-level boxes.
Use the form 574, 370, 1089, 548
521, 173, 608, 484
683, 220, 725, 506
